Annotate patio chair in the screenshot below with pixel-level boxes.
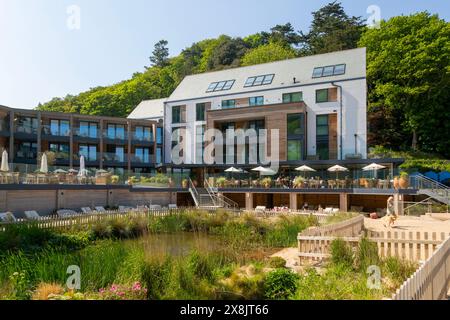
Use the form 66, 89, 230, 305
81, 207, 94, 214
24, 210, 41, 220
255, 206, 266, 213
0, 212, 17, 223
56, 209, 79, 218
95, 206, 107, 213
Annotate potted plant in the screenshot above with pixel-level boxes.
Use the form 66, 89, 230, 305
293, 176, 305, 188
393, 176, 400, 190
261, 177, 272, 189
216, 177, 227, 188
111, 175, 120, 185
182, 179, 189, 189
399, 172, 409, 189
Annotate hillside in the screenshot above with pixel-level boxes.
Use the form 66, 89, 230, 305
36, 2, 450, 159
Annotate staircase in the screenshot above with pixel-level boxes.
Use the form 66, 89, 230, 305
188, 178, 239, 211
410, 174, 450, 205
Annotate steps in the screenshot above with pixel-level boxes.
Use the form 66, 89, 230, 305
410, 174, 450, 205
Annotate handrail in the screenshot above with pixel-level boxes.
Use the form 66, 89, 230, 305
403, 197, 433, 215
188, 178, 200, 207
204, 179, 239, 210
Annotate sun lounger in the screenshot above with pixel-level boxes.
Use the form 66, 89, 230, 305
149, 205, 162, 210
255, 206, 267, 213
118, 206, 134, 213
95, 206, 107, 213
332, 208, 340, 213
168, 204, 178, 209
24, 210, 41, 220
323, 207, 333, 214
57, 209, 79, 218
81, 207, 94, 214
0, 212, 17, 223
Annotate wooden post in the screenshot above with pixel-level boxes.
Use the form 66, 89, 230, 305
394, 193, 404, 216
339, 193, 348, 212
245, 192, 253, 211
289, 193, 298, 211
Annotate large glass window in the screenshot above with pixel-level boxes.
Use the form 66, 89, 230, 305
221, 100, 236, 109
135, 126, 152, 141
16, 117, 38, 134
283, 92, 303, 103
16, 142, 37, 159
107, 124, 125, 140
196, 103, 206, 121
316, 89, 329, 103
49, 143, 70, 159
50, 119, 70, 136
172, 106, 184, 123
79, 144, 97, 161
135, 147, 151, 163
156, 147, 162, 164
316, 115, 329, 160
195, 125, 205, 164
287, 113, 305, 161
79, 122, 98, 138
249, 96, 264, 106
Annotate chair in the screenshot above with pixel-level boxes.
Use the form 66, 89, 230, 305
95, 206, 107, 213
323, 207, 333, 214
0, 212, 17, 223
149, 205, 162, 210
57, 209, 79, 218
24, 211, 41, 220
81, 207, 94, 214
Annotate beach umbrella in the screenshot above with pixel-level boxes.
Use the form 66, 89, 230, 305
327, 165, 348, 179
225, 167, 242, 180
252, 166, 276, 176
1, 150, 9, 172
78, 156, 88, 177
363, 163, 386, 179
96, 169, 110, 176
295, 165, 316, 178
40, 153, 48, 174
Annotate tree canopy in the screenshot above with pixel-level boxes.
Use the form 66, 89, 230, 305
360, 12, 450, 157
241, 42, 296, 66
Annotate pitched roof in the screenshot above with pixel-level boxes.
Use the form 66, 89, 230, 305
127, 98, 166, 120
167, 47, 366, 102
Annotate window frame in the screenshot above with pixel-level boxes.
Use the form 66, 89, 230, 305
244, 74, 275, 88
206, 80, 235, 93
316, 89, 330, 103
312, 64, 347, 78
221, 99, 236, 109
283, 92, 303, 104
248, 96, 264, 106
196, 103, 206, 121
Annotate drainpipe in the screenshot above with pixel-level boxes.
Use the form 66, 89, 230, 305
331, 82, 343, 160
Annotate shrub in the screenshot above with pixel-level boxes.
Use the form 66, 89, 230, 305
268, 257, 286, 269
264, 268, 299, 300
95, 282, 148, 300
356, 238, 380, 271
32, 282, 64, 300
330, 239, 354, 268
383, 257, 418, 287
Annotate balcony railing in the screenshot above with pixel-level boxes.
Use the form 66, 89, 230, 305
130, 154, 152, 164
41, 125, 71, 137
73, 129, 100, 139
15, 126, 38, 135
131, 132, 153, 143
103, 130, 127, 141
102, 152, 127, 164
73, 153, 100, 163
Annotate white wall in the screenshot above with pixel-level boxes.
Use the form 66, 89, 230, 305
164, 78, 367, 164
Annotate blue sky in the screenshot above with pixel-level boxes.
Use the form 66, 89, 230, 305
0, 0, 448, 110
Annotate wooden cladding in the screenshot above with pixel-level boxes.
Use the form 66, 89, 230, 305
328, 113, 338, 160
206, 102, 306, 162
328, 87, 338, 102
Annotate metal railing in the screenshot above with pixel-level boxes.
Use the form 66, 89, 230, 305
410, 174, 450, 205
204, 179, 239, 210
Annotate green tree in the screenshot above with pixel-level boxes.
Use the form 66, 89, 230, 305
241, 42, 296, 66
360, 12, 450, 156
149, 40, 170, 67
298, 1, 365, 55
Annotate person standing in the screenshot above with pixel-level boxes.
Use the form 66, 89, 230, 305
384, 196, 397, 228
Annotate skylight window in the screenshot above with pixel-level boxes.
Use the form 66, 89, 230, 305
206, 80, 235, 93
312, 64, 346, 78
244, 74, 275, 88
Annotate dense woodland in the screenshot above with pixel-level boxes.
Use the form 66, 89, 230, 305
36, 2, 450, 159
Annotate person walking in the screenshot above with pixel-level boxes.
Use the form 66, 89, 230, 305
383, 196, 397, 228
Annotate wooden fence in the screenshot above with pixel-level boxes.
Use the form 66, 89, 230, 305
368, 230, 450, 262
392, 235, 450, 300
297, 215, 365, 264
